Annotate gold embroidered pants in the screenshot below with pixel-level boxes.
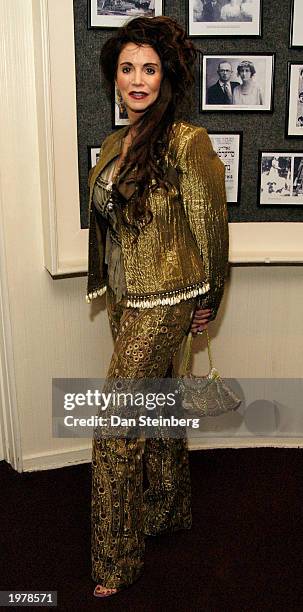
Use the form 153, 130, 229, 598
91, 287, 197, 590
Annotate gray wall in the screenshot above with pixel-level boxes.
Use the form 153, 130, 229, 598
73, 0, 303, 228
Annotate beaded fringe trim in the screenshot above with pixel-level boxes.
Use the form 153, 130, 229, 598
126, 281, 210, 309
86, 285, 107, 303
86, 281, 210, 307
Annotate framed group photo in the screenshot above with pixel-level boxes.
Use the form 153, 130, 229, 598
290, 0, 303, 48
88, 0, 163, 29
259, 151, 303, 206
286, 63, 303, 138
200, 53, 275, 112
188, 0, 262, 37
209, 131, 242, 204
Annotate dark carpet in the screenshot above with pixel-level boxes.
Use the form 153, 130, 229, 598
1, 448, 303, 612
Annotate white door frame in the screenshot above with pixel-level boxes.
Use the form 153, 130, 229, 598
0, 183, 22, 471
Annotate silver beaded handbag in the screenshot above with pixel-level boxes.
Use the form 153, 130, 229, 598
176, 330, 241, 418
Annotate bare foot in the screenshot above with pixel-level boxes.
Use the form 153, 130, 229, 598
93, 584, 118, 598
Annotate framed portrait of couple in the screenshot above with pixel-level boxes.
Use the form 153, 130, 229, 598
187, 0, 262, 37
200, 53, 275, 112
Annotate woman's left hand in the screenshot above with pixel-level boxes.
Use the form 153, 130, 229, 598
191, 306, 212, 335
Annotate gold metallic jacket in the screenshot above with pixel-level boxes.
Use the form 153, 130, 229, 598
86, 121, 229, 320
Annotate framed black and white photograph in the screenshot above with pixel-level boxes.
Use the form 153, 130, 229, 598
259, 151, 303, 205
88, 0, 163, 29
209, 132, 242, 203
290, 0, 303, 48
188, 0, 262, 37
113, 84, 130, 127
200, 54, 274, 112
88, 146, 101, 171
286, 63, 303, 138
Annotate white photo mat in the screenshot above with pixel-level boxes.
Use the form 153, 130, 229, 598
290, 0, 303, 47
89, 147, 101, 168
287, 63, 303, 137
209, 132, 241, 203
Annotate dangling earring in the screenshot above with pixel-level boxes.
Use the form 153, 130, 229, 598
115, 85, 128, 119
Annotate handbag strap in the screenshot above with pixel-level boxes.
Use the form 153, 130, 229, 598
178, 329, 213, 376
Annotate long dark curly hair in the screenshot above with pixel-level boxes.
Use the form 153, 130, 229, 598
100, 16, 197, 232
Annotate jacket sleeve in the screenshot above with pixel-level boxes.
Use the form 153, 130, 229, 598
178, 127, 229, 321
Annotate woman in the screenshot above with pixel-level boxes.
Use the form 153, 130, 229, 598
232, 60, 263, 105
87, 16, 228, 598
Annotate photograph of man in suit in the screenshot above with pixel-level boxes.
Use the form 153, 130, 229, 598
207, 61, 239, 104
201, 0, 224, 21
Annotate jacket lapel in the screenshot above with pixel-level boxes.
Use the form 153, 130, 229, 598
89, 126, 179, 204
89, 126, 137, 202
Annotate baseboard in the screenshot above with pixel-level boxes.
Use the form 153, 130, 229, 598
188, 437, 303, 450
22, 445, 92, 472
20, 437, 303, 472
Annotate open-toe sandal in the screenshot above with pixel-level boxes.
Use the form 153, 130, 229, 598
93, 585, 118, 598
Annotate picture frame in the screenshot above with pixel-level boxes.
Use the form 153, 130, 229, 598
88, 0, 164, 29
88, 145, 101, 171
208, 131, 242, 204
187, 0, 262, 38
200, 53, 275, 112
259, 151, 303, 206
290, 0, 303, 48
113, 84, 130, 128
285, 63, 303, 138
